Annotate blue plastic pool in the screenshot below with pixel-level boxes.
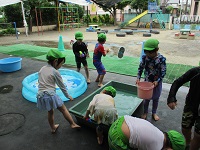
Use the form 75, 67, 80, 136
22, 69, 87, 103
0, 57, 22, 72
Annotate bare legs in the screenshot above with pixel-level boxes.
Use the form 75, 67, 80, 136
77, 66, 90, 84
84, 66, 90, 83
182, 128, 200, 150
48, 104, 80, 133
190, 132, 200, 150
95, 74, 104, 87
96, 125, 103, 145
48, 109, 59, 133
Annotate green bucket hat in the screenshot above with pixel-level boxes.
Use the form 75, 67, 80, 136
103, 86, 116, 97
98, 33, 106, 41
75, 31, 83, 40
46, 49, 66, 60
167, 130, 186, 150
144, 38, 159, 51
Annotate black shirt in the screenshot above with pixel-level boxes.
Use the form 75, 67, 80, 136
167, 67, 200, 114
72, 41, 88, 59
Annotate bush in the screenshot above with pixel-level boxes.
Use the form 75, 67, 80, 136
92, 16, 98, 23
1, 27, 15, 35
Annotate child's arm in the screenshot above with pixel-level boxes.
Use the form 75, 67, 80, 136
157, 57, 167, 83
136, 56, 145, 83
83, 110, 90, 119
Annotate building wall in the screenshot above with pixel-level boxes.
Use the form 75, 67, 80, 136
190, 0, 200, 15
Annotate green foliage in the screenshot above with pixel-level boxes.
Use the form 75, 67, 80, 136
92, 16, 98, 23
130, 0, 148, 11
3, 4, 23, 27
83, 15, 91, 23
98, 15, 105, 23
166, 6, 173, 14
0, 27, 15, 35
102, 14, 110, 24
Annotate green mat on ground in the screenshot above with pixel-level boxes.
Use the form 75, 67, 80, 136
0, 44, 195, 86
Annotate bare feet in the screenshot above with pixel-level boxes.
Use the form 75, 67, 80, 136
141, 113, 147, 120
97, 136, 104, 145
152, 114, 160, 121
87, 79, 91, 84
51, 124, 59, 134
71, 123, 81, 129
98, 84, 103, 87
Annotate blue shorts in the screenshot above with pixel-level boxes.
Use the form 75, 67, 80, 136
37, 91, 63, 111
93, 62, 106, 75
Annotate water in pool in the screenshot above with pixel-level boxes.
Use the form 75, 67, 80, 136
80, 90, 141, 117
115, 91, 141, 117
29, 75, 81, 90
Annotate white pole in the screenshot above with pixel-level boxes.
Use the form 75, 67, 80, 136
21, 0, 28, 36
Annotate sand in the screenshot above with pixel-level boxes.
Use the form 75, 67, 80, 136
0, 26, 200, 66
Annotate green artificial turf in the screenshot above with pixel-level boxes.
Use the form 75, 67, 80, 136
0, 44, 195, 86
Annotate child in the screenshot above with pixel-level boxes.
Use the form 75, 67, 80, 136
108, 115, 186, 150
37, 49, 80, 133
167, 66, 200, 150
84, 86, 118, 145
93, 33, 109, 87
72, 31, 90, 84
136, 38, 166, 121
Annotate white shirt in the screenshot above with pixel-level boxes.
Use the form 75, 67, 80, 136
124, 115, 164, 150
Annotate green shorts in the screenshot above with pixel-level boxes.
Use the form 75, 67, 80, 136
182, 106, 200, 134
108, 116, 131, 150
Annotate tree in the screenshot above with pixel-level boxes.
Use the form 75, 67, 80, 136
92, 0, 131, 25
129, 0, 148, 27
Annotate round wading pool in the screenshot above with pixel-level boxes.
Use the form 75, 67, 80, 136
22, 69, 87, 103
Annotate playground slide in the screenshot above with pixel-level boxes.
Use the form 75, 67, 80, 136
127, 10, 148, 25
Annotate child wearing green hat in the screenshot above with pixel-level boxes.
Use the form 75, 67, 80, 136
84, 86, 118, 145
136, 38, 166, 121
93, 33, 110, 87
108, 115, 186, 150
37, 49, 80, 133
73, 31, 90, 84
167, 66, 200, 150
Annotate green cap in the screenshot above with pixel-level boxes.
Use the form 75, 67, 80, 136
167, 130, 186, 150
144, 38, 159, 51
98, 33, 106, 41
75, 31, 83, 40
103, 86, 116, 97
46, 49, 66, 60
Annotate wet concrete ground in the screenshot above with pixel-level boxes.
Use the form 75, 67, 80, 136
0, 53, 189, 150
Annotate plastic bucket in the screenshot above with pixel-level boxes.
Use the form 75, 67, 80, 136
0, 57, 22, 72
137, 82, 154, 99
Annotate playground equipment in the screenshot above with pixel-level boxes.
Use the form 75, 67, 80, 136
125, 0, 166, 30
61, 7, 80, 30
174, 29, 195, 40
126, 10, 148, 26
35, 6, 80, 35
86, 25, 101, 32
